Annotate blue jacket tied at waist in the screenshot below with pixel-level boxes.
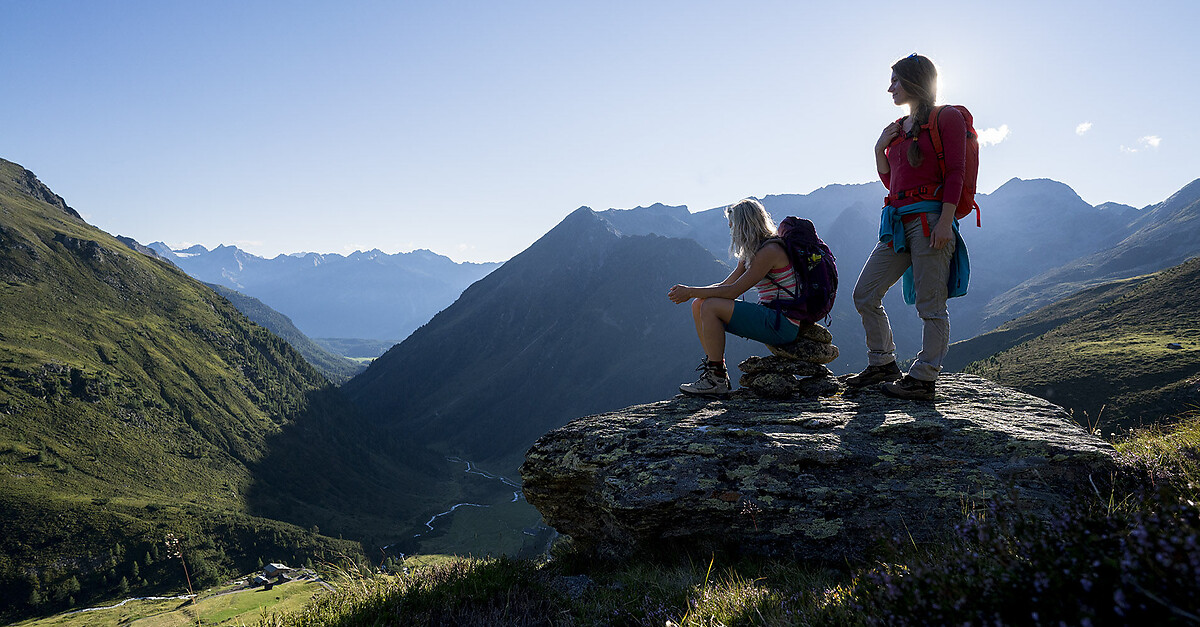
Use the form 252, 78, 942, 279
878, 200, 970, 305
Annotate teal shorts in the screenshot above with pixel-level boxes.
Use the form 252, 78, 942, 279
726, 301, 802, 345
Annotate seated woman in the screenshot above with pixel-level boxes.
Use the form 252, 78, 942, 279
668, 198, 804, 397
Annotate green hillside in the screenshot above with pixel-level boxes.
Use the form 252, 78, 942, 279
951, 256, 1200, 430
203, 282, 365, 384
0, 159, 446, 620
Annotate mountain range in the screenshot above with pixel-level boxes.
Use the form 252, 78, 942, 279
149, 242, 500, 346
551, 177, 1168, 374
346, 175, 1200, 476
159, 177, 1183, 382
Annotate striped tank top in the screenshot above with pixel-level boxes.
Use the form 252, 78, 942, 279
755, 263, 802, 326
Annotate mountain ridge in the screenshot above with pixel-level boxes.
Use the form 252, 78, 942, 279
979, 177, 1200, 328
149, 240, 500, 341
343, 205, 760, 473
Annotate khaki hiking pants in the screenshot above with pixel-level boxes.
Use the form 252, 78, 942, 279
852, 219, 955, 382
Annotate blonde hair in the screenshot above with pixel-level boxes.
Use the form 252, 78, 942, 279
725, 198, 777, 264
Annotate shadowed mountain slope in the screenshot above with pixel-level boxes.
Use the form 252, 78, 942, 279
979, 178, 1200, 328
950, 256, 1200, 429
0, 158, 444, 619
344, 207, 761, 472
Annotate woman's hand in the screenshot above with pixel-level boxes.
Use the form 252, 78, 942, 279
668, 284, 693, 304
931, 219, 955, 249
875, 121, 901, 154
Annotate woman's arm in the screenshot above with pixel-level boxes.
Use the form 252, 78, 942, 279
668, 244, 787, 304
937, 106, 968, 208
717, 261, 746, 287
930, 107, 968, 249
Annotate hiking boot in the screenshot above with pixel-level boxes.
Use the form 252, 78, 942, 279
881, 375, 936, 401
680, 359, 731, 398
844, 362, 902, 388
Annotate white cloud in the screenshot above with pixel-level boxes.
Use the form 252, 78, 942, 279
977, 124, 1010, 147
1121, 135, 1163, 154
1076, 122, 1093, 135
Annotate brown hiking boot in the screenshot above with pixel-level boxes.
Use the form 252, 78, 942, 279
881, 375, 936, 401
844, 362, 902, 388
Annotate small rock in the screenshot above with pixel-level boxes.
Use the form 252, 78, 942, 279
797, 322, 833, 344
552, 574, 594, 600
796, 376, 841, 397
739, 355, 833, 377
739, 372, 798, 399
767, 338, 839, 364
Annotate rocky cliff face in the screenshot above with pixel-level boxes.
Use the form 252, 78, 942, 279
521, 373, 1114, 562
1, 159, 82, 220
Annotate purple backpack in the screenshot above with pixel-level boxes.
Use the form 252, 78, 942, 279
763, 216, 838, 324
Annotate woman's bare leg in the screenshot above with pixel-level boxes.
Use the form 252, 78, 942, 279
696, 298, 736, 363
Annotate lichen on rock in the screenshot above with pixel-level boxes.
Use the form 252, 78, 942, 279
520, 373, 1115, 562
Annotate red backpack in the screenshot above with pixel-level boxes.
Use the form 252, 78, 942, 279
886, 104, 981, 226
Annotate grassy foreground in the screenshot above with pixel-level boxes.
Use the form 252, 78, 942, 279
244, 413, 1200, 626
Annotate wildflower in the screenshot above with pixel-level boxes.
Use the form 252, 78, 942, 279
1113, 588, 1128, 616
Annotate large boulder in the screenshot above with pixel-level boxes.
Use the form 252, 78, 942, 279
520, 373, 1115, 562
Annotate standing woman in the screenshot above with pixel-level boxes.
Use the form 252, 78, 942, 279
668, 199, 803, 397
846, 53, 970, 400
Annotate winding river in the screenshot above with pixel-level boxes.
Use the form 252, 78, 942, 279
408, 456, 524, 539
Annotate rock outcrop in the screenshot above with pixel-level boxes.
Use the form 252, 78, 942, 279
520, 374, 1115, 562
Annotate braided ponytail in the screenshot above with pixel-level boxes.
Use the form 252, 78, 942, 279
892, 54, 939, 169
906, 102, 933, 167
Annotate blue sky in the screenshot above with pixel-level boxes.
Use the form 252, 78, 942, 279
4, 1, 1196, 262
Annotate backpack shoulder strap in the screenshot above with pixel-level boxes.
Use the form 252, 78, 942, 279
925, 105, 948, 182
756, 237, 799, 299
887, 116, 908, 150
756, 237, 784, 252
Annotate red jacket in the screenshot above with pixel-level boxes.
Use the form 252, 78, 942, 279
880, 106, 968, 209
